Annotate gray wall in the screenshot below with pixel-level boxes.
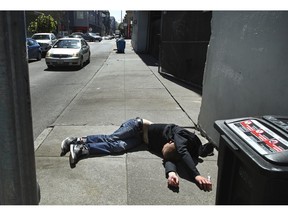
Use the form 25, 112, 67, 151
131, 11, 149, 53
198, 11, 288, 146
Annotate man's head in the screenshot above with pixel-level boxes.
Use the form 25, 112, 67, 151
162, 141, 180, 161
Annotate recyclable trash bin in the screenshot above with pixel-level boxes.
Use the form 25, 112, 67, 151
214, 115, 288, 204
116, 37, 126, 53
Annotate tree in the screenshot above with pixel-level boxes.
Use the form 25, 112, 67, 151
28, 14, 57, 33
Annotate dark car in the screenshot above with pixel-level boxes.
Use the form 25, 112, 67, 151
86, 32, 102, 42
70, 32, 93, 41
69, 32, 101, 42
26, 38, 42, 61
69, 32, 86, 39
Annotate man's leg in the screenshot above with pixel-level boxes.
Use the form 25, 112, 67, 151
69, 143, 89, 168
62, 119, 137, 158
69, 118, 143, 167
60, 137, 85, 156
69, 136, 142, 168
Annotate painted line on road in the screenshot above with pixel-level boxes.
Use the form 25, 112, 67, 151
34, 127, 54, 151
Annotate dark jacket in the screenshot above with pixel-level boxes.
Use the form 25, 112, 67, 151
148, 124, 202, 179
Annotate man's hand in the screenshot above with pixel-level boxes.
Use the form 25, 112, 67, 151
195, 175, 212, 192
167, 171, 179, 188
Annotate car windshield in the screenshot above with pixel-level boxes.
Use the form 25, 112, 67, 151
53, 40, 81, 49
89, 33, 99, 36
32, 35, 50, 40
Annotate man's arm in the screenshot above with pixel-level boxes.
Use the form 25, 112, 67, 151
164, 160, 179, 188
167, 171, 179, 187
174, 133, 212, 191
195, 175, 212, 192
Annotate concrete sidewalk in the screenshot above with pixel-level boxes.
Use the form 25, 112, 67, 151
34, 40, 218, 205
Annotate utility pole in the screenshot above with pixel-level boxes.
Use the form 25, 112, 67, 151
0, 11, 40, 204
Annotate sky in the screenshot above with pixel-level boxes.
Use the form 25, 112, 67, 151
109, 10, 123, 23
2, 1, 288, 14
2, 0, 288, 11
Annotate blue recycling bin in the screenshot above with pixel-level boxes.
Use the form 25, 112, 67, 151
116, 38, 126, 53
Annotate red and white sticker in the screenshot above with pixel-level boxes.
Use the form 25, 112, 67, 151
228, 119, 288, 154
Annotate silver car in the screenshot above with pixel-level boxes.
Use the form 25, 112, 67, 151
32, 33, 57, 55
45, 38, 90, 69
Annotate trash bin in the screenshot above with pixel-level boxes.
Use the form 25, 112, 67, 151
214, 115, 288, 204
116, 38, 126, 53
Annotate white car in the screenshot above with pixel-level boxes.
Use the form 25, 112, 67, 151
32, 33, 57, 55
45, 38, 90, 69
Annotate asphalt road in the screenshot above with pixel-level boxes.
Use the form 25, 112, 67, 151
28, 39, 115, 139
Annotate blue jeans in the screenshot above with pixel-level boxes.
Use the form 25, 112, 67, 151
86, 118, 143, 154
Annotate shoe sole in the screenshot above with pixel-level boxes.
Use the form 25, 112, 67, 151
70, 144, 76, 163
70, 144, 80, 168
60, 137, 70, 157
69, 153, 76, 169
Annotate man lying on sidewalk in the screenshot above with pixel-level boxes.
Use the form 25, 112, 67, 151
60, 117, 214, 192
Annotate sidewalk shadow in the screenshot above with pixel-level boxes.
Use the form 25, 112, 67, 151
160, 73, 203, 95
137, 53, 159, 67
137, 53, 202, 95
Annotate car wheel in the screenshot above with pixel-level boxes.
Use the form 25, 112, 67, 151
47, 65, 53, 70
37, 52, 42, 61
79, 56, 84, 68
87, 52, 90, 64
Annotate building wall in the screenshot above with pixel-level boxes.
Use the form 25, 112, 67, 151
131, 11, 149, 53
73, 11, 89, 31
159, 11, 211, 88
198, 11, 288, 146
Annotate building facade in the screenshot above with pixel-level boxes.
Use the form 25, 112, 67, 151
25, 11, 111, 36
129, 11, 288, 145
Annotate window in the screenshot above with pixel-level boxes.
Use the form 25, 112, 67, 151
27, 39, 33, 46
76, 12, 84, 19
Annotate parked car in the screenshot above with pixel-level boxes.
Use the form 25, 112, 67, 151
45, 38, 90, 69
103, 35, 114, 40
32, 33, 57, 55
57, 31, 69, 39
69, 32, 85, 39
69, 32, 93, 41
69, 35, 83, 40
69, 32, 102, 42
26, 38, 42, 61
86, 32, 102, 42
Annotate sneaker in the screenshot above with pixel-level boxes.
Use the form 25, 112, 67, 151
69, 144, 89, 168
199, 143, 214, 158
60, 137, 83, 156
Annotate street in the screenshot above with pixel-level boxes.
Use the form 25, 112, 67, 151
28, 39, 115, 139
